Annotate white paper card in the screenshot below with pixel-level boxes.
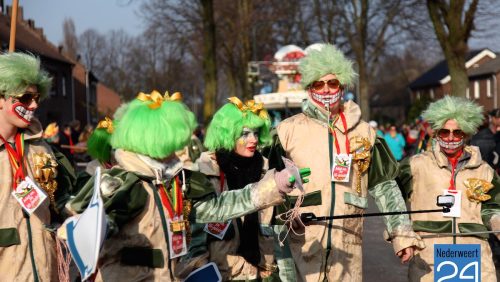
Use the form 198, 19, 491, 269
167, 216, 188, 259
442, 190, 461, 218
11, 176, 47, 214
331, 154, 352, 182
66, 167, 108, 281
204, 220, 231, 240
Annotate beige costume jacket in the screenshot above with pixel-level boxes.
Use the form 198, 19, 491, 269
399, 143, 500, 282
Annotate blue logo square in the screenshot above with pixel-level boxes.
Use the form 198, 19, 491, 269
434, 244, 481, 281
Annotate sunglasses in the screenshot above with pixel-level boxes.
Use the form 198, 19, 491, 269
310, 79, 341, 91
12, 92, 40, 105
437, 128, 466, 139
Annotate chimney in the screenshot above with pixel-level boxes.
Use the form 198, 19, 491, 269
6, 5, 24, 21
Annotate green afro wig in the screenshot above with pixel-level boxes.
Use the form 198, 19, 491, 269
111, 97, 197, 159
204, 99, 272, 151
299, 44, 357, 89
0, 52, 52, 99
422, 96, 484, 135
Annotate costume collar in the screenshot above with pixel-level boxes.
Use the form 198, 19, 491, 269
114, 149, 183, 183
302, 98, 362, 131
432, 142, 482, 169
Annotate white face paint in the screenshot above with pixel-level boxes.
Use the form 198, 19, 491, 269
437, 138, 464, 150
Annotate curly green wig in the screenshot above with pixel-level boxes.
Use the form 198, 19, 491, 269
204, 101, 272, 151
299, 44, 357, 89
0, 52, 52, 99
111, 97, 197, 159
422, 96, 484, 135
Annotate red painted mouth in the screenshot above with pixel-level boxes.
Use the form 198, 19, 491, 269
247, 146, 256, 152
11, 102, 35, 124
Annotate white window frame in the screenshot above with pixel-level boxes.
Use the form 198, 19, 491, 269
430, 89, 435, 99
416, 91, 421, 100
474, 81, 480, 99
62, 76, 66, 97
487, 78, 492, 97
466, 88, 470, 99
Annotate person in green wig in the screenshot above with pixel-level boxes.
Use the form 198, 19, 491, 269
179, 97, 310, 281
0, 52, 75, 281
266, 44, 424, 281
398, 96, 500, 281
68, 90, 304, 281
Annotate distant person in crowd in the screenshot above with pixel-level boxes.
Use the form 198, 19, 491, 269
384, 125, 406, 161
414, 120, 433, 154
369, 120, 384, 137
58, 123, 75, 163
43, 121, 60, 144
69, 119, 81, 144
471, 108, 500, 169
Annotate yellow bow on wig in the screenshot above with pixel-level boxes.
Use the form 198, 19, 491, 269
97, 117, 114, 133
136, 90, 183, 109
227, 96, 269, 120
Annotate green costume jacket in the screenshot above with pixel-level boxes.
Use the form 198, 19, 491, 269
69, 149, 283, 281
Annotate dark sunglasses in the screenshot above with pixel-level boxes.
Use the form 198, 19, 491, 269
13, 92, 40, 105
310, 79, 341, 91
437, 128, 466, 139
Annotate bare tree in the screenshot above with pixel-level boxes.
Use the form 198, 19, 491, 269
201, 0, 218, 122
62, 18, 78, 60
78, 29, 106, 71
427, 0, 479, 98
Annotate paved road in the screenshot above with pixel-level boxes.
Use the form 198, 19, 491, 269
362, 197, 408, 282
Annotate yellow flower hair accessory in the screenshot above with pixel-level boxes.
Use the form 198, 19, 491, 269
97, 117, 114, 133
464, 178, 494, 203
136, 90, 183, 109
227, 96, 269, 120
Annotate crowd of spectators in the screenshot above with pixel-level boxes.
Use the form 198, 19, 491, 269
370, 108, 500, 174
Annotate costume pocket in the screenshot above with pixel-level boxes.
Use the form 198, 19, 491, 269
0, 228, 20, 247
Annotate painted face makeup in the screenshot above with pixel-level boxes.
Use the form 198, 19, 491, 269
308, 74, 343, 110
10, 101, 36, 124
437, 138, 464, 150
234, 127, 259, 157
436, 119, 466, 157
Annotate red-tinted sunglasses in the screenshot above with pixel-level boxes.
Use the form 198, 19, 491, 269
437, 128, 466, 139
310, 79, 341, 91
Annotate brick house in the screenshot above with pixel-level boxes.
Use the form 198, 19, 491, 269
0, 6, 121, 127
408, 49, 499, 112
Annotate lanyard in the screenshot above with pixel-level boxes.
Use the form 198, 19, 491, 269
447, 151, 462, 192
328, 112, 350, 154
219, 171, 225, 192
0, 133, 25, 190
157, 176, 183, 219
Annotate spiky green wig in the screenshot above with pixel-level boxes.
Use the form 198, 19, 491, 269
110, 98, 197, 159
0, 52, 52, 99
422, 96, 484, 135
204, 102, 272, 151
299, 44, 357, 89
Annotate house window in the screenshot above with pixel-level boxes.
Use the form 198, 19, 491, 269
474, 81, 479, 99
466, 88, 470, 99
416, 91, 421, 100
430, 89, 435, 99
487, 79, 492, 98
62, 76, 66, 97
